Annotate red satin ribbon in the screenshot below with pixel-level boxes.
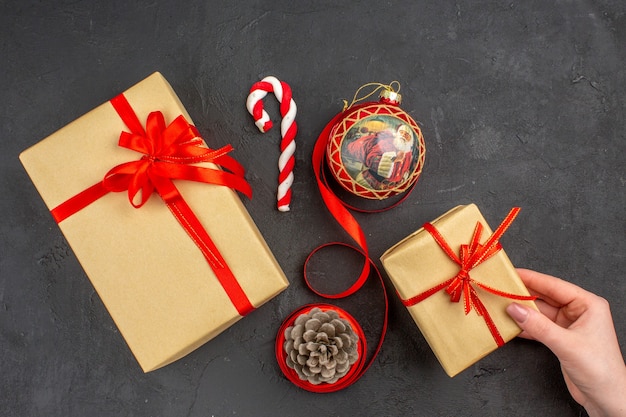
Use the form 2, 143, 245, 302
309, 109, 371, 296
401, 207, 536, 346
50, 93, 255, 316
298, 107, 389, 392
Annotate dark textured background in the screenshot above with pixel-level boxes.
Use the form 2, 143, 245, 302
1, 1, 625, 416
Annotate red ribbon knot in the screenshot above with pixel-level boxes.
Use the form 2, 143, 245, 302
445, 267, 470, 304
401, 207, 536, 346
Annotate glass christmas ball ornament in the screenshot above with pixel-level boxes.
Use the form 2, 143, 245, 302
325, 85, 425, 200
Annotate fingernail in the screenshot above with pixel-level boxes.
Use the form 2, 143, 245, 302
506, 303, 529, 324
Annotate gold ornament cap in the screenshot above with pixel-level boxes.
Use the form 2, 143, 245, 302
379, 89, 402, 105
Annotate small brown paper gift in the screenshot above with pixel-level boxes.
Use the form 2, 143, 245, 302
380, 204, 536, 377
19, 72, 289, 372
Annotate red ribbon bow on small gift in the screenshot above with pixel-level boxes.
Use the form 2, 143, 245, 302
51, 93, 255, 316
401, 207, 536, 346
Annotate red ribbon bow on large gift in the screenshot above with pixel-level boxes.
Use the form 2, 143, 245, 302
51, 93, 255, 316
401, 207, 536, 346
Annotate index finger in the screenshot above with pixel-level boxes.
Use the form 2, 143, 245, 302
516, 268, 591, 307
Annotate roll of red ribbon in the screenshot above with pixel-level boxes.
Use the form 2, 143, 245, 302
275, 304, 366, 393
276, 82, 422, 393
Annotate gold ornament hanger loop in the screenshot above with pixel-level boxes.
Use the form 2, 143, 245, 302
342, 81, 401, 111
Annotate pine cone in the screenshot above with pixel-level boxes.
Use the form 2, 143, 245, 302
283, 307, 359, 385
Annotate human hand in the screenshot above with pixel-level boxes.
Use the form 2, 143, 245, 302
506, 268, 626, 417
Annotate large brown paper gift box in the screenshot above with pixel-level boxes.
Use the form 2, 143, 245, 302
19, 72, 289, 372
380, 204, 536, 377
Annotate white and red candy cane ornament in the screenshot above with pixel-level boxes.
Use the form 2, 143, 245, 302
246, 76, 297, 212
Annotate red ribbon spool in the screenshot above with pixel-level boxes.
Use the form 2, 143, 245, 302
275, 304, 366, 393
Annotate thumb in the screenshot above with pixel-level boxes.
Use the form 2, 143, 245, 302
506, 303, 569, 356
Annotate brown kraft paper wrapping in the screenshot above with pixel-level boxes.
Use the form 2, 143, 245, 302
380, 204, 537, 377
19, 72, 289, 372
